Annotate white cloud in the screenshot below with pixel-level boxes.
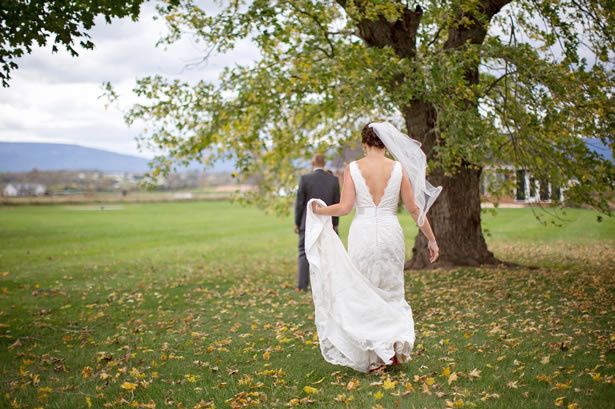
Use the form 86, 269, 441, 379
0, 2, 259, 158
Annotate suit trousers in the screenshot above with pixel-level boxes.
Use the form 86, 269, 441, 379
297, 229, 310, 290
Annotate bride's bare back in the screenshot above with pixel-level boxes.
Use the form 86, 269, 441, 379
354, 157, 397, 207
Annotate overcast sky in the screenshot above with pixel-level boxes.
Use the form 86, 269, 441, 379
2, 3, 600, 161
0, 2, 259, 158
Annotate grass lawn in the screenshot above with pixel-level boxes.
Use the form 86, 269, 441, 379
0, 201, 613, 409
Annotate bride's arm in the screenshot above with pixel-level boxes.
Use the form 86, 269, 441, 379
312, 164, 355, 216
400, 167, 438, 244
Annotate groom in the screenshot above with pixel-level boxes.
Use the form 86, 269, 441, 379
294, 154, 340, 292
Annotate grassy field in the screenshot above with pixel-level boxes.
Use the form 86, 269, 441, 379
0, 201, 613, 409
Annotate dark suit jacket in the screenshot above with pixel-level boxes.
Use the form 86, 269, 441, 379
295, 169, 340, 231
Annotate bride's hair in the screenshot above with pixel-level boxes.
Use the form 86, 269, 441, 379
361, 123, 385, 149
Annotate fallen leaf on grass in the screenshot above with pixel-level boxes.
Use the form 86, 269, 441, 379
553, 380, 572, 390
446, 398, 464, 408
382, 379, 397, 390
120, 382, 137, 391
303, 386, 318, 394
82, 366, 93, 379
334, 393, 354, 403
346, 379, 360, 390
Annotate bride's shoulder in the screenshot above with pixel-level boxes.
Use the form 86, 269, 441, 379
347, 160, 360, 170
383, 157, 398, 168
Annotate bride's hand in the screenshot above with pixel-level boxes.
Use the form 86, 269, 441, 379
428, 239, 439, 263
311, 202, 324, 214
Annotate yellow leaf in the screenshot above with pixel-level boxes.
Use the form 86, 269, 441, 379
82, 366, 93, 379
185, 374, 200, 383
120, 382, 137, 391
373, 391, 384, 400
303, 386, 318, 394
85, 396, 92, 408
130, 368, 143, 379
263, 351, 270, 360
536, 374, 551, 383
448, 372, 458, 385
382, 379, 397, 390
447, 398, 465, 408
555, 397, 566, 407
567, 404, 579, 409
422, 382, 432, 395
193, 400, 213, 409
334, 393, 354, 403
346, 378, 360, 391
425, 377, 435, 386
403, 382, 415, 393
468, 368, 481, 379
553, 381, 572, 390
442, 367, 451, 377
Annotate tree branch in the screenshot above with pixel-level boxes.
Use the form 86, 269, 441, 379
287, 2, 336, 58
444, 0, 513, 49
336, 1, 423, 59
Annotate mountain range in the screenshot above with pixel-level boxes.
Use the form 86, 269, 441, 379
0, 138, 610, 173
0, 142, 234, 173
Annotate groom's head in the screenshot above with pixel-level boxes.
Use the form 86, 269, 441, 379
311, 154, 325, 169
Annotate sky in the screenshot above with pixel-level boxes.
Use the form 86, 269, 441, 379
0, 2, 259, 159
1, 3, 603, 161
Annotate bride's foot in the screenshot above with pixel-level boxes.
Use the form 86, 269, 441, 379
368, 363, 386, 374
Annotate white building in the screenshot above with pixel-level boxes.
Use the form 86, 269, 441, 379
2, 183, 46, 197
3, 184, 18, 197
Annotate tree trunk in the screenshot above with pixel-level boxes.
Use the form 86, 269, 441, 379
404, 164, 500, 269
336, 0, 514, 269
402, 102, 501, 269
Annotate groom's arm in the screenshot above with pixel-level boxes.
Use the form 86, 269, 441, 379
294, 175, 306, 231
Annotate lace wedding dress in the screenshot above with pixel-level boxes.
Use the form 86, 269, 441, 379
305, 159, 415, 373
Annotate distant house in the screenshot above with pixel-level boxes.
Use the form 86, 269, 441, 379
34, 184, 46, 196
3, 184, 18, 197
480, 165, 565, 204
481, 137, 611, 205
2, 183, 46, 197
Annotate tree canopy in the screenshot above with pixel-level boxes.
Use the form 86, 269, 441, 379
108, 0, 613, 216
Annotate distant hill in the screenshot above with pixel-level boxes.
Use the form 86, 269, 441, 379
2, 138, 608, 174
0, 142, 235, 173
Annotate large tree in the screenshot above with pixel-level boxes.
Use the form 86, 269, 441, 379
0, 0, 182, 87
109, 0, 614, 268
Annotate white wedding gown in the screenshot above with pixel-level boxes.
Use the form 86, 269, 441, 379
305, 160, 415, 373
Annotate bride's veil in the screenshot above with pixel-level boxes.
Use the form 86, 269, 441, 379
368, 121, 443, 226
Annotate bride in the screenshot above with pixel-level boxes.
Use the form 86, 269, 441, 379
305, 121, 442, 373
